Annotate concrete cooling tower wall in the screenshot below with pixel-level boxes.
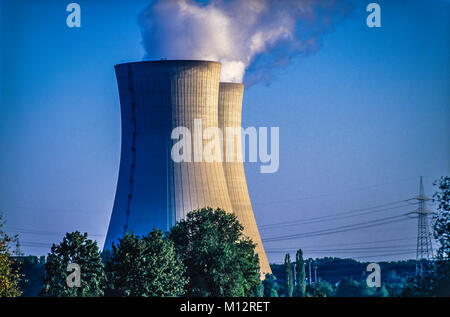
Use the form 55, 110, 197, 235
105, 60, 271, 276
218, 83, 272, 275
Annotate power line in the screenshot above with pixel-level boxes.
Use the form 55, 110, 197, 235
1, 205, 109, 215
19, 242, 53, 248
351, 251, 416, 260
262, 214, 414, 242
253, 177, 419, 206
267, 248, 417, 255
263, 216, 414, 243
259, 200, 415, 230
19, 241, 52, 246
5, 227, 105, 237
267, 244, 417, 253
279, 251, 416, 260
263, 214, 414, 242
267, 245, 416, 253
263, 236, 417, 250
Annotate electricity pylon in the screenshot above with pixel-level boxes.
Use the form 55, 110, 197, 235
412, 176, 434, 276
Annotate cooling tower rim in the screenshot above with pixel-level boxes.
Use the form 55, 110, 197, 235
219, 82, 244, 88
115, 60, 221, 69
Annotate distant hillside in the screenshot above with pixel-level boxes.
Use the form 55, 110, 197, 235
270, 257, 419, 285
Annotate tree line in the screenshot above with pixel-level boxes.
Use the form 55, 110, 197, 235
2, 207, 262, 297
1, 177, 449, 297
264, 177, 450, 297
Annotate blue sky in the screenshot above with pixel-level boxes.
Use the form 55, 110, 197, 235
0, 0, 448, 263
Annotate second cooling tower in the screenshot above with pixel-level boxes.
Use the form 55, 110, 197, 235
219, 83, 271, 275
105, 60, 271, 275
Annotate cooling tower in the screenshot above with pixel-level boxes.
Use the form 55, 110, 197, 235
104, 61, 234, 248
104, 60, 271, 276
218, 83, 272, 275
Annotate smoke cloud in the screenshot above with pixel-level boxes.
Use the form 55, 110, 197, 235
139, 0, 351, 85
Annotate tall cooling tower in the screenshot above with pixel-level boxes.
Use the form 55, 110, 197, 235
104, 60, 271, 276
218, 83, 272, 275
104, 61, 234, 248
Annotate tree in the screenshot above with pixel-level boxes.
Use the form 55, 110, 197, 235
40, 231, 106, 297
294, 249, 306, 297
431, 176, 450, 296
0, 213, 22, 297
269, 288, 279, 297
307, 279, 333, 297
16, 255, 46, 297
262, 273, 279, 297
169, 207, 261, 297
284, 253, 294, 297
255, 283, 264, 297
334, 278, 372, 297
433, 176, 450, 259
401, 278, 428, 297
374, 285, 389, 297
105, 229, 187, 297
401, 177, 450, 297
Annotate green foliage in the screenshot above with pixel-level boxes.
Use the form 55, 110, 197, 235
401, 278, 430, 297
272, 257, 417, 286
270, 288, 279, 297
334, 278, 390, 297
374, 285, 389, 297
105, 229, 187, 297
0, 213, 23, 297
306, 279, 334, 297
254, 283, 264, 297
333, 278, 362, 297
334, 278, 371, 297
384, 282, 407, 297
403, 177, 450, 297
40, 231, 106, 297
262, 273, 279, 297
169, 207, 261, 297
15, 256, 46, 297
429, 176, 450, 296
294, 249, 306, 297
100, 248, 113, 265
430, 259, 450, 296
433, 176, 450, 259
284, 253, 294, 297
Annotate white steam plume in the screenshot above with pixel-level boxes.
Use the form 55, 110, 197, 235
139, 0, 351, 84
